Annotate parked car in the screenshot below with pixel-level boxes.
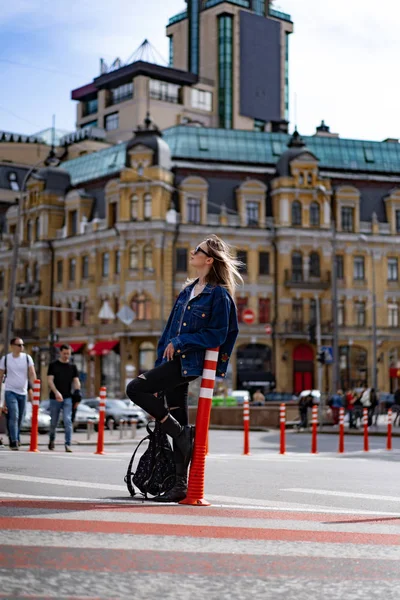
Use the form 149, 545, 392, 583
21, 403, 51, 434
81, 398, 148, 429
231, 390, 251, 406
40, 400, 99, 431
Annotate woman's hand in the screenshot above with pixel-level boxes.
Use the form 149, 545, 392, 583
163, 342, 175, 361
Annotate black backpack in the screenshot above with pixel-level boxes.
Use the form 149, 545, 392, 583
124, 421, 176, 499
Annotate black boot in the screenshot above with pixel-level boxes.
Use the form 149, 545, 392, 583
154, 475, 188, 503
159, 414, 195, 469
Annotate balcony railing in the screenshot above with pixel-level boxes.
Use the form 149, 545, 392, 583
16, 282, 41, 297
281, 320, 333, 336
284, 270, 331, 289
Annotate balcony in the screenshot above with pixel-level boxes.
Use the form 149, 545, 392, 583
13, 328, 40, 340
16, 282, 41, 298
284, 270, 331, 290
281, 320, 333, 338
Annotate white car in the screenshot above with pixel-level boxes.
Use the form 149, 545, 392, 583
73, 404, 100, 432
298, 390, 321, 404
21, 403, 51, 434
231, 390, 251, 406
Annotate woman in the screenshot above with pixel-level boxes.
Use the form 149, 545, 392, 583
126, 236, 241, 502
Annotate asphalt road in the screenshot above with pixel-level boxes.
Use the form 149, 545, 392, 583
1, 429, 400, 600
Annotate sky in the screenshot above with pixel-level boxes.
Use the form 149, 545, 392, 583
0, 0, 399, 142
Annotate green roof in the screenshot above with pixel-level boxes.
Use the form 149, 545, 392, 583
62, 142, 127, 186
163, 126, 400, 174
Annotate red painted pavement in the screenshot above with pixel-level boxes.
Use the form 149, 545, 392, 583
1, 516, 400, 546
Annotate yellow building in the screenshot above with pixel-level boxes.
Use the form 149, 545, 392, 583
1, 121, 400, 399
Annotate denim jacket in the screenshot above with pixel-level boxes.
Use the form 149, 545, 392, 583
156, 281, 239, 378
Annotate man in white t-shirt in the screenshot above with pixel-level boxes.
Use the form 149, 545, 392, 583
0, 337, 36, 450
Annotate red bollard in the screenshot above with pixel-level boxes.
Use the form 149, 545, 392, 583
311, 404, 318, 454
387, 408, 393, 451
279, 403, 286, 455
180, 347, 219, 506
338, 407, 345, 454
95, 387, 107, 455
363, 407, 369, 452
29, 379, 41, 453
243, 397, 250, 455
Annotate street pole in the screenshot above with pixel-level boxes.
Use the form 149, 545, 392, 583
371, 250, 378, 390
315, 293, 322, 393
331, 218, 339, 394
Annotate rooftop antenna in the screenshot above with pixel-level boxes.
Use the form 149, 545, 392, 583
126, 39, 168, 66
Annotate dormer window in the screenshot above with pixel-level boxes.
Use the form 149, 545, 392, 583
8, 172, 19, 192
187, 197, 201, 224
109, 202, 117, 228
69, 210, 78, 236
144, 193, 152, 220
246, 201, 260, 227
130, 194, 138, 220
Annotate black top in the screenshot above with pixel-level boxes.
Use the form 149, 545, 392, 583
47, 360, 79, 400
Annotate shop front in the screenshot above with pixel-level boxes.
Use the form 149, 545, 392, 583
236, 343, 275, 395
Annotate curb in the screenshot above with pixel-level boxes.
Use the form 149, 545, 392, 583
291, 428, 400, 438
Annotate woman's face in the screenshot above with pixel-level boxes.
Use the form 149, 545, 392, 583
189, 241, 213, 269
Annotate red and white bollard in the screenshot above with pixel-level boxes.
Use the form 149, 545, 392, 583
243, 397, 250, 455
95, 387, 107, 455
338, 406, 345, 454
387, 408, 393, 451
363, 407, 369, 452
311, 404, 318, 454
279, 403, 286, 455
29, 379, 41, 453
180, 347, 219, 506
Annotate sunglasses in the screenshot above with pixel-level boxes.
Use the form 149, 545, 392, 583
13, 343, 24, 347
194, 245, 211, 258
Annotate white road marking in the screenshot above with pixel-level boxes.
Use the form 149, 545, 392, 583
284, 488, 400, 502
0, 473, 127, 491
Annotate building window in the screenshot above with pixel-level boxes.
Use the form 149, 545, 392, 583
292, 299, 303, 328
129, 245, 139, 270
109, 203, 117, 228
169, 35, 174, 66
309, 252, 320, 278
149, 80, 181, 104
259, 252, 270, 275
115, 250, 121, 275
237, 250, 248, 274
336, 255, 344, 280
388, 257, 398, 281
191, 88, 213, 111
80, 120, 97, 129
246, 201, 259, 226
130, 194, 138, 220
69, 258, 76, 282
253, 0, 266, 16
309, 202, 320, 226
254, 119, 265, 132
8, 171, 19, 192
258, 298, 270, 324
187, 197, 201, 224
395, 210, 400, 233
355, 302, 366, 327
218, 14, 233, 129
176, 248, 187, 272
353, 256, 365, 280
291, 201, 302, 226
104, 112, 119, 131
35, 217, 40, 241
27, 220, 32, 243
131, 294, 152, 320
338, 301, 345, 326
341, 206, 354, 232
83, 97, 98, 116
56, 260, 63, 284
144, 245, 153, 271
388, 303, 399, 328
108, 82, 133, 106
33, 262, 39, 281
69, 210, 78, 236
144, 193, 152, 220
188, 0, 200, 74
292, 251, 303, 282
82, 255, 89, 279
309, 298, 317, 327
102, 252, 110, 278
236, 297, 248, 323
0, 271, 4, 291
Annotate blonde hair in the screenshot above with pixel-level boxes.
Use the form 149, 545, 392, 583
185, 235, 244, 298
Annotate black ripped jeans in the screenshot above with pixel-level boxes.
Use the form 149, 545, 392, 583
126, 358, 197, 426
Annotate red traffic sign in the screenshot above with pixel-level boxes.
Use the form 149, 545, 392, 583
242, 308, 255, 325
265, 324, 272, 335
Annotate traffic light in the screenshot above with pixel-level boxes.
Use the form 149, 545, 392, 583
308, 323, 316, 345
317, 350, 326, 364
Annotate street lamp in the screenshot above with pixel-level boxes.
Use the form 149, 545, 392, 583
359, 234, 377, 390
317, 184, 339, 395
4, 153, 60, 353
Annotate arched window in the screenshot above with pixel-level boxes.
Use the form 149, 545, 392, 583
310, 202, 320, 226
130, 293, 152, 321
144, 193, 152, 220
292, 251, 303, 282
102, 252, 110, 278
130, 194, 138, 220
129, 245, 139, 270
309, 252, 320, 277
143, 244, 153, 270
298, 173, 304, 186
69, 258, 76, 282
307, 173, 313, 185
291, 201, 302, 226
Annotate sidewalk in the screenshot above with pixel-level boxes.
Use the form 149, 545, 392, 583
15, 429, 148, 448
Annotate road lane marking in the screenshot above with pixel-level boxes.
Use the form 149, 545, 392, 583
284, 488, 400, 502
0, 473, 127, 491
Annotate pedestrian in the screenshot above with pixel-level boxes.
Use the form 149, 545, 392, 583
298, 394, 310, 430
47, 344, 81, 452
329, 390, 344, 425
252, 389, 265, 406
0, 337, 36, 450
369, 388, 378, 426
126, 235, 241, 502
345, 389, 357, 429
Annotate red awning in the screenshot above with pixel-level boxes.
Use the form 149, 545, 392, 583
89, 340, 119, 356
55, 342, 84, 353
390, 368, 400, 378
